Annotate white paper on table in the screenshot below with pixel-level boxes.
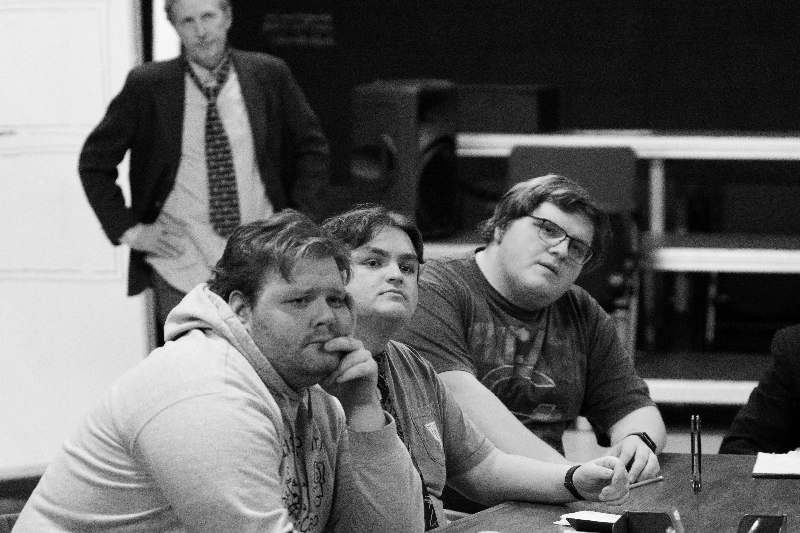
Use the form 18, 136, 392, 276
554, 510, 622, 526
752, 450, 800, 478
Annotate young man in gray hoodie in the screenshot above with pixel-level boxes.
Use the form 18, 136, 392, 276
14, 210, 422, 532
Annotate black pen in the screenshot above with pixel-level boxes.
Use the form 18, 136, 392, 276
690, 414, 702, 493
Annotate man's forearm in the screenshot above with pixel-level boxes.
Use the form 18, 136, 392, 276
466, 407, 569, 463
449, 449, 571, 505
439, 371, 570, 463
609, 406, 667, 452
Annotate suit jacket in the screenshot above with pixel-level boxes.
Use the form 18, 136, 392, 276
719, 324, 800, 454
79, 49, 329, 295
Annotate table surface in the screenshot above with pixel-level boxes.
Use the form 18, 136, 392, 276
435, 453, 800, 532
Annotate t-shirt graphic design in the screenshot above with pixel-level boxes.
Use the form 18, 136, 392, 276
424, 421, 443, 444
281, 403, 330, 532
399, 255, 656, 453
471, 323, 561, 426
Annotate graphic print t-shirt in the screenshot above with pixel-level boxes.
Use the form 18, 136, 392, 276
399, 255, 653, 451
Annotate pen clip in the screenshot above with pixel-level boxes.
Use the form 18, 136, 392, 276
690, 414, 702, 493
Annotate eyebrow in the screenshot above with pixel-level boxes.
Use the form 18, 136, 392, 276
356, 246, 419, 263
280, 284, 347, 299
356, 246, 389, 257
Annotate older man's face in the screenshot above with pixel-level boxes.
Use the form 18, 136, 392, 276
170, 0, 231, 70
236, 257, 354, 390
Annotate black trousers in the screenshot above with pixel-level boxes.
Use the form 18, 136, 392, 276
150, 270, 186, 346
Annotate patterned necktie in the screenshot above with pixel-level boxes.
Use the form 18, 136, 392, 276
186, 55, 240, 237
377, 354, 439, 531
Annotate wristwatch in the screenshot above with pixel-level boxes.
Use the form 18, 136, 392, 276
563, 464, 584, 500
627, 431, 657, 453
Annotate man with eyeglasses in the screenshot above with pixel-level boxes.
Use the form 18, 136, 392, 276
399, 174, 666, 510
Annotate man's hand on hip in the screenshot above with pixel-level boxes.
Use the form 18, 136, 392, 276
128, 223, 185, 257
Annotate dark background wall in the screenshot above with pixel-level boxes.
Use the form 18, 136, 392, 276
229, 1, 800, 184
229, 1, 800, 351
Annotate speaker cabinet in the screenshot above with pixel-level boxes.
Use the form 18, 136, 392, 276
350, 79, 459, 238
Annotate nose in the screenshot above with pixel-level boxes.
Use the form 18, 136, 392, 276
547, 237, 571, 258
311, 297, 336, 328
310, 297, 354, 336
190, 20, 208, 38
384, 262, 404, 283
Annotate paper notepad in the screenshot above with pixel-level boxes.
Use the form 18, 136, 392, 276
752, 450, 800, 478
555, 510, 621, 533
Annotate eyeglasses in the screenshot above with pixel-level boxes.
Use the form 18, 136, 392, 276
526, 216, 594, 265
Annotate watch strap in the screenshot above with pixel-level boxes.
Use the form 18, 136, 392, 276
563, 464, 584, 500
627, 431, 657, 453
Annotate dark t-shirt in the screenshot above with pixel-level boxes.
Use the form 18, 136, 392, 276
398, 254, 654, 452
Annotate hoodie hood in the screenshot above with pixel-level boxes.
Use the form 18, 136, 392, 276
164, 284, 302, 402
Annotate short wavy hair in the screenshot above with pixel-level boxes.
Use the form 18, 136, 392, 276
208, 210, 351, 303
479, 174, 611, 271
321, 204, 424, 264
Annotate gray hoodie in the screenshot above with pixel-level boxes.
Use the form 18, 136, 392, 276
14, 285, 423, 533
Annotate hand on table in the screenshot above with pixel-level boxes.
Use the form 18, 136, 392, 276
574, 456, 630, 504
610, 435, 661, 482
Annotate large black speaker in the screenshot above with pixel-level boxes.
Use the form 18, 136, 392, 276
349, 79, 459, 238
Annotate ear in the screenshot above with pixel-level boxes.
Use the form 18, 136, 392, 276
493, 225, 505, 244
228, 290, 252, 332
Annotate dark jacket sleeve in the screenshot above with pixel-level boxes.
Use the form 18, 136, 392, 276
78, 70, 141, 244
719, 325, 800, 454
274, 60, 330, 220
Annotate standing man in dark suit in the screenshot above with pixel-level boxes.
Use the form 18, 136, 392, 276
79, 0, 329, 340
719, 324, 800, 454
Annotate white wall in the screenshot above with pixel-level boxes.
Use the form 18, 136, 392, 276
0, 0, 149, 478
153, 0, 180, 60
